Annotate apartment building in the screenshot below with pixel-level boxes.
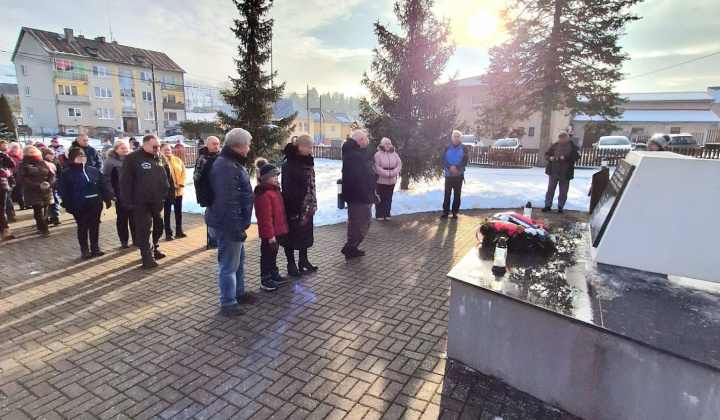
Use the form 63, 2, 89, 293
12, 27, 185, 137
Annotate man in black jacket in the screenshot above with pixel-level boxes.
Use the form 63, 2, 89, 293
121, 135, 171, 268
542, 131, 580, 214
341, 129, 377, 259
71, 134, 102, 170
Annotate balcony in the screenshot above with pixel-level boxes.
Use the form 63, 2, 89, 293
161, 82, 183, 92
54, 72, 88, 82
163, 101, 185, 110
56, 94, 90, 104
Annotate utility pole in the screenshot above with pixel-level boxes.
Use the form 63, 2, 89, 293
151, 63, 159, 136
319, 95, 323, 144
306, 85, 310, 137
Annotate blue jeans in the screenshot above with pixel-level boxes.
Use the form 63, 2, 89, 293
5, 193, 13, 219
209, 227, 246, 306
50, 188, 60, 217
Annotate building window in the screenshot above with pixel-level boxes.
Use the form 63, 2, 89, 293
27, 107, 34, 118
471, 94, 482, 105
58, 85, 78, 96
142, 92, 153, 102
21, 64, 27, 76
68, 108, 82, 117
146, 111, 155, 121
140, 72, 153, 82
528, 127, 535, 137
54, 59, 86, 81
163, 94, 176, 103
330, 125, 335, 132
24, 86, 30, 96
670, 126, 681, 134
164, 112, 178, 122
94, 87, 113, 98
97, 108, 115, 119
92, 65, 111, 78
304, 123, 308, 131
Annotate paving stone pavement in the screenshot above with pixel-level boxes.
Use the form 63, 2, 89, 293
0, 206, 585, 419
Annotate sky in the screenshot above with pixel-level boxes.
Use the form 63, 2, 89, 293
0, 0, 719, 97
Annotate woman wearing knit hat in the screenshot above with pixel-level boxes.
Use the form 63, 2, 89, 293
7, 142, 25, 211
647, 133, 669, 151
57, 147, 112, 258
253, 159, 289, 291
16, 145, 55, 236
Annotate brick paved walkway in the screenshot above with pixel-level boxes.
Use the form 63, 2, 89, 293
0, 207, 583, 419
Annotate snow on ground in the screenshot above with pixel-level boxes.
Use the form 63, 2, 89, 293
183, 158, 593, 226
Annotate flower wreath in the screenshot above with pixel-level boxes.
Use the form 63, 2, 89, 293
477, 212, 558, 252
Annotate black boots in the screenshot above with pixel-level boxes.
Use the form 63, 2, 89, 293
298, 249, 318, 274
341, 245, 365, 260
153, 244, 166, 260
175, 228, 187, 238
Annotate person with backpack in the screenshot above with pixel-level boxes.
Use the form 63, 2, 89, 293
440, 130, 469, 219
57, 147, 112, 259
254, 160, 289, 291
194, 136, 221, 248
205, 129, 253, 315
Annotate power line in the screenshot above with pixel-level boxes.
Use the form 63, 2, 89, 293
622, 50, 720, 81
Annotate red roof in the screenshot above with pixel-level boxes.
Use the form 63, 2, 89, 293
13, 27, 184, 73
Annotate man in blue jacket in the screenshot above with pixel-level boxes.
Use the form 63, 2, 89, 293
441, 130, 469, 219
71, 134, 102, 170
205, 128, 253, 315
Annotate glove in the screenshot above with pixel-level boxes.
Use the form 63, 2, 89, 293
105, 200, 112, 209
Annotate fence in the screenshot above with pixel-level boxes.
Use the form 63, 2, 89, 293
171, 146, 200, 166
631, 129, 720, 145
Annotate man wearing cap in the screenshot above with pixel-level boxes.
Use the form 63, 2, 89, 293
120, 135, 171, 269
542, 131, 580, 214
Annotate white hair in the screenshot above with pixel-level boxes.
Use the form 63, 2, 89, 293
351, 129, 367, 142
452, 130, 462, 137
224, 128, 252, 148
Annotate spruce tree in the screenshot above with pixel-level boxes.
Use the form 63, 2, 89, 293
359, 0, 457, 189
218, 0, 295, 172
0, 95, 15, 139
480, 0, 641, 166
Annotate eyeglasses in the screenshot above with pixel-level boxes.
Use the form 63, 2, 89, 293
151, 145, 160, 150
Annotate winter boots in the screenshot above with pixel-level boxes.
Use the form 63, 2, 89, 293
1, 227, 14, 242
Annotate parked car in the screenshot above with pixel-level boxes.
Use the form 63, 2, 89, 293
491, 138, 522, 150
666, 133, 700, 150
594, 136, 632, 151
461, 134, 482, 147
165, 127, 183, 136
17, 125, 32, 136
93, 126, 121, 140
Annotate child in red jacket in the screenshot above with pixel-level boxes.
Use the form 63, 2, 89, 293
254, 161, 289, 291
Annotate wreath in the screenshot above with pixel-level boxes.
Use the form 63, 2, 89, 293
477, 212, 558, 252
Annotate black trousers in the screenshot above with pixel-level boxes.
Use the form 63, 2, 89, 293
442, 176, 463, 215
32, 205, 48, 232
0, 190, 7, 230
260, 239, 280, 278
164, 195, 183, 235
11, 184, 24, 209
345, 202, 372, 249
375, 184, 395, 218
133, 202, 164, 264
116, 204, 136, 245
73, 201, 103, 253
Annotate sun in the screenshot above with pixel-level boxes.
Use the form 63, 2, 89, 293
466, 10, 499, 42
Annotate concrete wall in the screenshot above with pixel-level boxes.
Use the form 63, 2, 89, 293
448, 280, 720, 420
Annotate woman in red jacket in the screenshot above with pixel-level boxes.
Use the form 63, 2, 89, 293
254, 161, 289, 292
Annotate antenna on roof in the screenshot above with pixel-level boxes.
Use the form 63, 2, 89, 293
106, 0, 114, 42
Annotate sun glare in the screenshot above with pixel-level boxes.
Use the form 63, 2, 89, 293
466, 10, 499, 42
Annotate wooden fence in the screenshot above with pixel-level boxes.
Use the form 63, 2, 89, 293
171, 146, 200, 166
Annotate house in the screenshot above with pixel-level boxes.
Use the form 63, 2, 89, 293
454, 76, 570, 148
573, 92, 720, 145
273, 99, 314, 141
11, 27, 186, 137
309, 108, 342, 145
331, 111, 356, 140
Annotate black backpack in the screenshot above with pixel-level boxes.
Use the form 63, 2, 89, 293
194, 153, 218, 207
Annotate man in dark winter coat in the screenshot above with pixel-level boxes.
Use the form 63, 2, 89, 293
71, 134, 102, 170
205, 128, 253, 315
441, 130, 469, 219
120, 135, 171, 269
341, 129, 377, 259
542, 131, 580, 214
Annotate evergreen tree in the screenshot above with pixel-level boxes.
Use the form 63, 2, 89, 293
0, 95, 15, 139
480, 0, 641, 165
218, 0, 295, 172
360, 0, 457, 189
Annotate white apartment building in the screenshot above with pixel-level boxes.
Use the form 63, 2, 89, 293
12, 27, 185, 137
